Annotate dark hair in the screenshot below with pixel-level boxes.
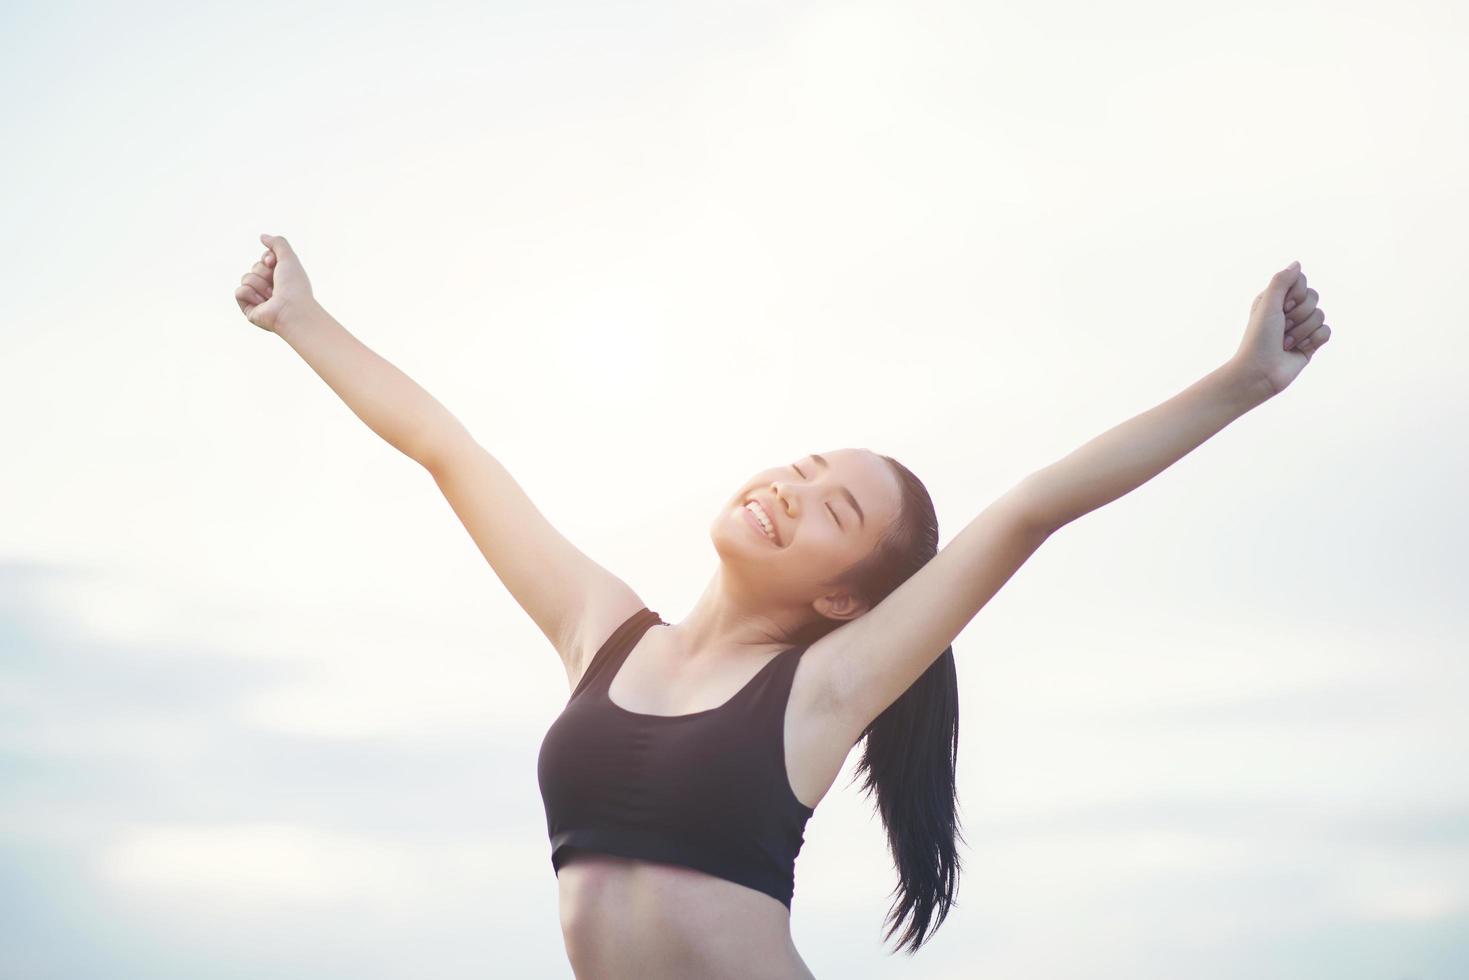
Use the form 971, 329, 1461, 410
788, 452, 963, 956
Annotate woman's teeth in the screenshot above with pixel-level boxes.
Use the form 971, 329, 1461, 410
745, 501, 777, 542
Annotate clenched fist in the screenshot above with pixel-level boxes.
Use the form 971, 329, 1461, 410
1232, 260, 1334, 397
235, 233, 316, 334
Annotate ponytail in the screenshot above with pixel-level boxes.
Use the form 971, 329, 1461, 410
790, 453, 964, 954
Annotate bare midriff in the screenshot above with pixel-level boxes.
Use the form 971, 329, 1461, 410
556, 852, 817, 980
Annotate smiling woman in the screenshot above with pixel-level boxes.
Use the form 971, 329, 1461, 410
534, 445, 992, 974
236, 235, 1326, 977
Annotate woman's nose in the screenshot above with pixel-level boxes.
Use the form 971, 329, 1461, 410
770, 482, 794, 514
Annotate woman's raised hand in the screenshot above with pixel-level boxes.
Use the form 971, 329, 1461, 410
235, 233, 316, 334
1231, 260, 1333, 396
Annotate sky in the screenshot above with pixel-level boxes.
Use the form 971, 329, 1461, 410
2, 0, 1467, 977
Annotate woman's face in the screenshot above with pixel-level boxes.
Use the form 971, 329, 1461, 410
711, 447, 905, 620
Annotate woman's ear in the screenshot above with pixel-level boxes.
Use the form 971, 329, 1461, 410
812, 590, 869, 623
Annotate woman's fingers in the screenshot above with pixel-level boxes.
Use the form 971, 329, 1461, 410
262, 250, 275, 267
1294, 322, 1332, 356
1283, 274, 1310, 313
235, 283, 266, 309
241, 271, 272, 296
1285, 287, 1318, 323
1285, 308, 1325, 349
251, 259, 272, 281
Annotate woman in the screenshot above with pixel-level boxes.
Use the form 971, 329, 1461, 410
234, 234, 1331, 978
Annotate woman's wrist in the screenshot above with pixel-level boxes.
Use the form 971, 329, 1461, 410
273, 297, 327, 344
1219, 358, 1278, 411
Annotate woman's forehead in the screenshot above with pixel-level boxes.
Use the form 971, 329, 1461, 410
809, 449, 902, 514
809, 447, 880, 470
801, 447, 866, 464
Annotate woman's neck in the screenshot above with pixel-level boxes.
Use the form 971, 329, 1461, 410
664, 568, 806, 662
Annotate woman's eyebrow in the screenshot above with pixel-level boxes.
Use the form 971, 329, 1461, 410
809, 453, 865, 528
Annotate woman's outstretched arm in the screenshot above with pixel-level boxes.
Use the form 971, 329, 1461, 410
804, 260, 1334, 737
275, 301, 451, 464
1023, 260, 1330, 532
234, 234, 645, 671
1022, 362, 1271, 533
236, 236, 456, 465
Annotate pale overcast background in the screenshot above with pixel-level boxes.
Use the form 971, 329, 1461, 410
3, 1, 1466, 977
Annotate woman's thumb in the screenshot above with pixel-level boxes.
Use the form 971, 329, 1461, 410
1265, 259, 1300, 307
259, 232, 295, 260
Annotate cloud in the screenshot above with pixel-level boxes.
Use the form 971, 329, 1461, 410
96, 822, 540, 914
0, 562, 567, 977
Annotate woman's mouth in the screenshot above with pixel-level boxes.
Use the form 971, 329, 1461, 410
742, 501, 779, 545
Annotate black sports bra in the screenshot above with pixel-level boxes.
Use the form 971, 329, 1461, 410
536, 607, 816, 909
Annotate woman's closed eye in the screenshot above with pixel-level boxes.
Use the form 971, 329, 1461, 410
790, 464, 842, 529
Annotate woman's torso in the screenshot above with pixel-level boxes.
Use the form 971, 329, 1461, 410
548, 602, 856, 979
